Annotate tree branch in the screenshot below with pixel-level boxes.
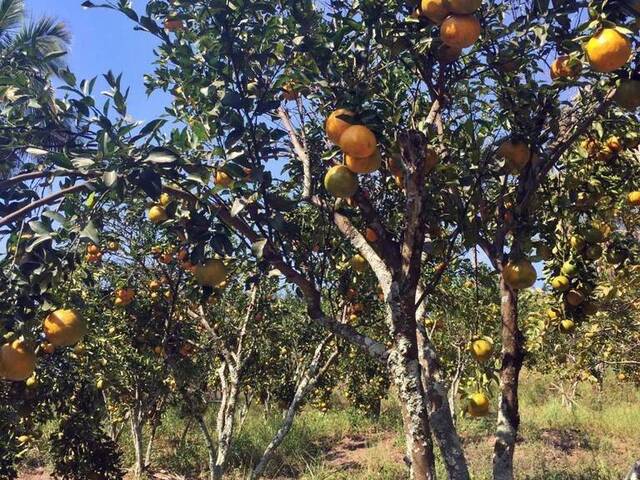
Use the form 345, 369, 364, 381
278, 106, 312, 199
0, 181, 92, 227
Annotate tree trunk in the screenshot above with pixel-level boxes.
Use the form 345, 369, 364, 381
492, 276, 524, 480
213, 364, 241, 479
196, 415, 216, 480
129, 406, 144, 480
250, 337, 336, 480
625, 460, 640, 480
386, 290, 437, 480
416, 324, 470, 480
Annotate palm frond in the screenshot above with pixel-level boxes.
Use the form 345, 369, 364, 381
0, 0, 24, 35
8, 16, 71, 71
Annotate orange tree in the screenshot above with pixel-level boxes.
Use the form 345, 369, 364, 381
2, 0, 640, 479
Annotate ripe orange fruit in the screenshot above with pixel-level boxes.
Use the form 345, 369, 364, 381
164, 17, 184, 32
435, 43, 462, 64
324, 165, 359, 198
0, 340, 36, 381
440, 15, 481, 49
339, 125, 377, 159
195, 259, 227, 287
159, 253, 173, 264
497, 140, 531, 173
467, 392, 490, 417
86, 253, 102, 263
215, 170, 233, 187
613, 80, 640, 110
325, 108, 355, 144
345, 150, 382, 174
87, 244, 100, 255
43, 309, 86, 348
627, 191, 640, 206
470, 338, 493, 362
365, 227, 379, 242
148, 206, 168, 224
550, 55, 582, 80
585, 28, 632, 73
445, 0, 482, 14
503, 259, 536, 290
149, 280, 161, 291
420, 0, 450, 24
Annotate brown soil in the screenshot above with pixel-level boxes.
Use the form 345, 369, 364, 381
324, 432, 404, 471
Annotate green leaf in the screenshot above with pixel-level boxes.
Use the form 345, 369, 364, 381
26, 235, 53, 253
42, 211, 67, 227
28, 221, 50, 235
80, 221, 100, 244
144, 148, 179, 164
85, 191, 96, 208
139, 119, 167, 137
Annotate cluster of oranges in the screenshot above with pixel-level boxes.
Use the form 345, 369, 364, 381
551, 27, 632, 81
84, 241, 119, 264
419, 0, 483, 61
0, 309, 86, 382
148, 278, 174, 302
322, 109, 379, 198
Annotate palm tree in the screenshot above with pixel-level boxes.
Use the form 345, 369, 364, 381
0, 0, 71, 74
0, 0, 72, 178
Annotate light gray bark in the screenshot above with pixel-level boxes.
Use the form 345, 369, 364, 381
416, 324, 470, 480
416, 287, 471, 480
129, 402, 144, 480
625, 460, 640, 480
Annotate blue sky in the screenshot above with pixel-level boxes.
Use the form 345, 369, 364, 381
26, 0, 171, 122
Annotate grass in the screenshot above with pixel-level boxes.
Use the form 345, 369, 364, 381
19, 371, 640, 479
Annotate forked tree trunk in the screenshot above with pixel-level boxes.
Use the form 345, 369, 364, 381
386, 292, 436, 480
213, 363, 241, 480
416, 324, 470, 480
129, 405, 144, 480
492, 276, 524, 480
